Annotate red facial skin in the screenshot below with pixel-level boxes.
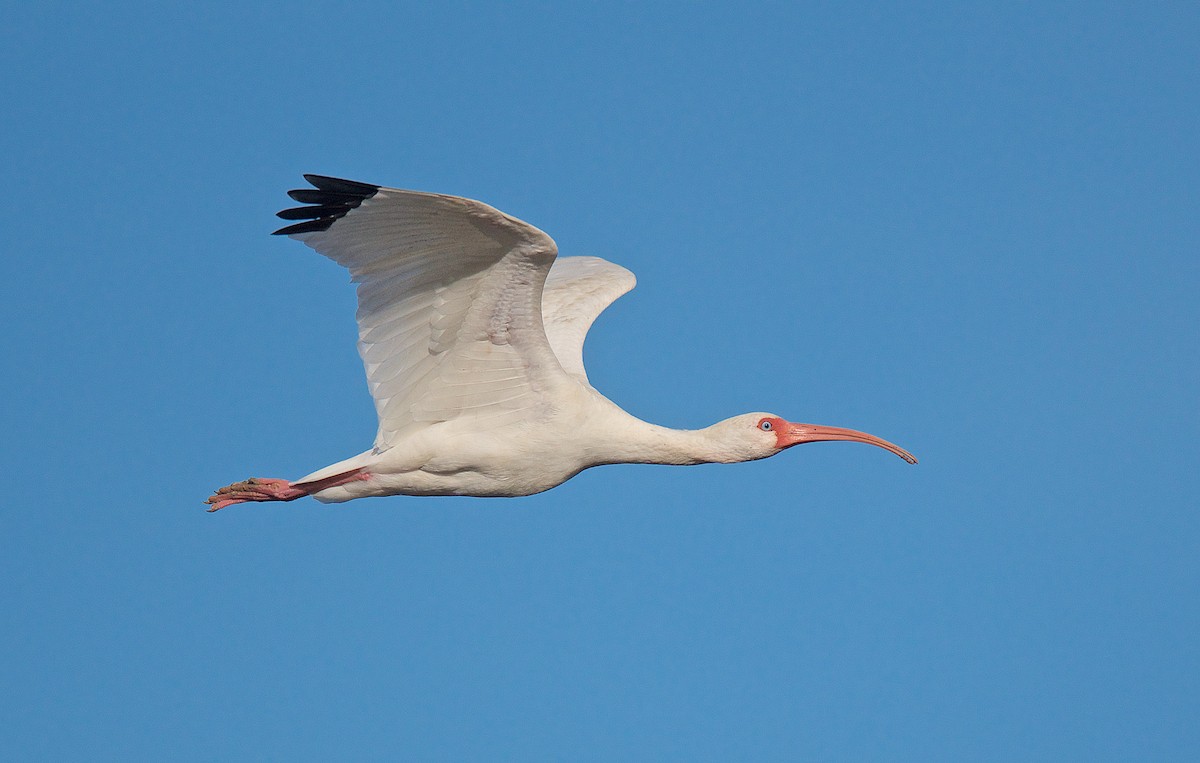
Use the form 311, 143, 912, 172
757, 417, 917, 464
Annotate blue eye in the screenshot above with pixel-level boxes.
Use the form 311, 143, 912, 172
760, 420, 772, 431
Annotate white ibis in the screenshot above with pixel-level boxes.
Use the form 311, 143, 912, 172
207, 175, 916, 511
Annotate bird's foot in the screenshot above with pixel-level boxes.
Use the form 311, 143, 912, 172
205, 469, 369, 512
205, 477, 307, 512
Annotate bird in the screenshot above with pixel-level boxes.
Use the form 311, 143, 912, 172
206, 175, 916, 511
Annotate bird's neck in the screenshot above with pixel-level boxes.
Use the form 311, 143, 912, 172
585, 410, 744, 467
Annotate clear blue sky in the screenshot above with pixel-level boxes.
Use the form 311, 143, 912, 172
2, 2, 1197, 760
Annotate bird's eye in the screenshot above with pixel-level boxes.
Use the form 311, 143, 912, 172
760, 420, 773, 431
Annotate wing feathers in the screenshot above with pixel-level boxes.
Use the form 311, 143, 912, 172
275, 175, 565, 448
303, 174, 380, 196
273, 176, 378, 235
273, 218, 340, 236
540, 257, 636, 383
275, 204, 348, 220
286, 189, 366, 205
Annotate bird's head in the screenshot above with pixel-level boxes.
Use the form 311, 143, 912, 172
708, 412, 918, 464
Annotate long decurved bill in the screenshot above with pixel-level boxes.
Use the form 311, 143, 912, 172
782, 422, 918, 464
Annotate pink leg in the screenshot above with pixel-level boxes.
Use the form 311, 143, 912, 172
205, 470, 369, 512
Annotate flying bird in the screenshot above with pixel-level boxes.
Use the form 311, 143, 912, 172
207, 175, 915, 511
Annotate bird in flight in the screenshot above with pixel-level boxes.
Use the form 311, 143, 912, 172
206, 175, 915, 511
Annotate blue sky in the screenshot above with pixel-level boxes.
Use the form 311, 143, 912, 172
2, 1, 1197, 760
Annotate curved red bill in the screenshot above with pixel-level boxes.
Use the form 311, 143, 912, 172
779, 422, 918, 464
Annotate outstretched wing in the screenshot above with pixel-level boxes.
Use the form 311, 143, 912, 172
541, 256, 636, 384
275, 175, 570, 450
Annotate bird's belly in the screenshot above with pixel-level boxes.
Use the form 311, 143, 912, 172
312, 441, 587, 502
379, 468, 571, 498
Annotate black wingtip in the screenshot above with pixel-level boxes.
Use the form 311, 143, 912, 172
273, 219, 337, 235
275, 204, 347, 221
272, 174, 380, 236
302, 174, 380, 196
286, 189, 364, 204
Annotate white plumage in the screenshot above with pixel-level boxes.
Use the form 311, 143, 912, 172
206, 175, 914, 512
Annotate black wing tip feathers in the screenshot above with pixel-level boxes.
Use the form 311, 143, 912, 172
272, 174, 380, 235
302, 174, 380, 195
